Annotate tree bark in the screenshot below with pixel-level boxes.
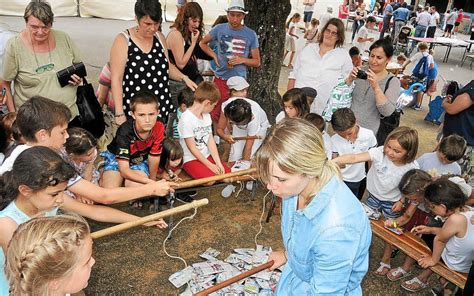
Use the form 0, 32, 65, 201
245, 0, 291, 123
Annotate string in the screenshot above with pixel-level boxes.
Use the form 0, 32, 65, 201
162, 206, 198, 268
254, 190, 272, 249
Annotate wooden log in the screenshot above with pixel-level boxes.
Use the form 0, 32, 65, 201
193, 260, 274, 296
91, 199, 209, 239
174, 168, 257, 189
370, 219, 467, 288
232, 136, 263, 141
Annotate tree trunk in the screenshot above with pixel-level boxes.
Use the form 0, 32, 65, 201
245, 0, 291, 123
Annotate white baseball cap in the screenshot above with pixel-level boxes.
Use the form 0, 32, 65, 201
227, 76, 249, 91
226, 0, 248, 14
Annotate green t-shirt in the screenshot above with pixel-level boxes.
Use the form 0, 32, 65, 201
1, 29, 82, 118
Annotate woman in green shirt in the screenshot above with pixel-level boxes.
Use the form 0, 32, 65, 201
0, 1, 83, 119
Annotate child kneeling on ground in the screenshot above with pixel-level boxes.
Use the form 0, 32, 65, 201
101, 91, 165, 209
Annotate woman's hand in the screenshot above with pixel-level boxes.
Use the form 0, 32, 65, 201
182, 75, 198, 91
366, 69, 379, 89
68, 74, 83, 86
191, 29, 199, 45
115, 113, 127, 125
267, 250, 287, 271
144, 218, 168, 229
346, 67, 359, 85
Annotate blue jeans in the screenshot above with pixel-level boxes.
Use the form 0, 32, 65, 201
410, 25, 427, 53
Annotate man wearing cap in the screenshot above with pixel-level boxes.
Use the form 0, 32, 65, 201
199, 0, 260, 124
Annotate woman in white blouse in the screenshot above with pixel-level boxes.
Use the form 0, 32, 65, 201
288, 18, 352, 115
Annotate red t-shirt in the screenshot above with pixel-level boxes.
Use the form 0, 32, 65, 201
456, 12, 464, 23
339, 4, 349, 19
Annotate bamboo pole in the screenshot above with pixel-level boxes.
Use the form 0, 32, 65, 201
91, 199, 209, 239
174, 168, 257, 189
232, 136, 263, 141
193, 260, 274, 296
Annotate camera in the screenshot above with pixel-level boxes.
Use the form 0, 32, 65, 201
356, 70, 368, 80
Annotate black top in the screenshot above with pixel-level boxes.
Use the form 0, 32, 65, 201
443, 80, 474, 146
168, 38, 212, 83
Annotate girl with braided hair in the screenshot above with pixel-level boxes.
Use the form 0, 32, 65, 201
0, 146, 167, 294
5, 214, 93, 295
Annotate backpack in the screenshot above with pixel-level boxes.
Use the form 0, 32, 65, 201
412, 55, 429, 80
424, 95, 444, 125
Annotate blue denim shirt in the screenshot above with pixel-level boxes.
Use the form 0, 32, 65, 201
276, 176, 371, 295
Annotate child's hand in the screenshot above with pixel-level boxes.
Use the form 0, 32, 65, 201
267, 250, 287, 271
144, 218, 168, 229
223, 134, 235, 144
207, 163, 222, 175
384, 219, 397, 228
391, 200, 404, 212
151, 180, 177, 196
411, 225, 430, 235
217, 162, 226, 175
418, 256, 436, 268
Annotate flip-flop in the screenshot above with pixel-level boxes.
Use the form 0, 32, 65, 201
401, 277, 429, 292
373, 262, 391, 277
387, 267, 411, 281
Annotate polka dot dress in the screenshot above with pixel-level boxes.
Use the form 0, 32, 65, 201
122, 31, 174, 122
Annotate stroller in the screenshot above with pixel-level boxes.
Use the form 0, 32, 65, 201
394, 25, 412, 55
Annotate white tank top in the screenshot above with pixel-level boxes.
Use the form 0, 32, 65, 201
441, 211, 474, 273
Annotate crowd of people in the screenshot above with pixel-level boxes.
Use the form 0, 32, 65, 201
0, 0, 473, 295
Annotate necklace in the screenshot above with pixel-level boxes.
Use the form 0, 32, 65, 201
31, 34, 54, 74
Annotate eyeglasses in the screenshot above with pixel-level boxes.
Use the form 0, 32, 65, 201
35, 63, 55, 74
324, 28, 338, 37
28, 23, 52, 33
230, 120, 249, 129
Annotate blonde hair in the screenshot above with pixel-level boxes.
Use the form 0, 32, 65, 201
6, 214, 91, 295
255, 118, 341, 205
194, 81, 220, 103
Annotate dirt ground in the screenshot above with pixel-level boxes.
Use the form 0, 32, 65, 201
84, 101, 441, 296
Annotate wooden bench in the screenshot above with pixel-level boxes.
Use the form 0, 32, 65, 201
370, 219, 467, 289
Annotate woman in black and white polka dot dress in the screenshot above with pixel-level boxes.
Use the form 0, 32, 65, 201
110, 0, 197, 126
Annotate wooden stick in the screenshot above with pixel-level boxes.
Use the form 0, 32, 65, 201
193, 260, 274, 296
91, 199, 209, 239
174, 168, 257, 189
232, 136, 263, 141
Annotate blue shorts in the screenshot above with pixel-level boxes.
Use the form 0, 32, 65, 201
303, 11, 313, 23
366, 192, 402, 219
100, 150, 150, 176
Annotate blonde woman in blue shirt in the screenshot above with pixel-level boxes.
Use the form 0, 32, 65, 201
255, 118, 371, 295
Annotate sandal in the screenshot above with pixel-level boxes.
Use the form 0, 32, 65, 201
373, 262, 391, 277
387, 267, 411, 281
401, 277, 429, 292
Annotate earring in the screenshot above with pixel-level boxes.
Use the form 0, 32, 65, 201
135, 25, 139, 32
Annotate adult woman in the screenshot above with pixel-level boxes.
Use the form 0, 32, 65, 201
442, 80, 474, 186
110, 0, 196, 125
351, 3, 367, 43
166, 2, 210, 85
288, 18, 352, 115
0, 1, 82, 117
256, 119, 371, 295
349, 38, 400, 138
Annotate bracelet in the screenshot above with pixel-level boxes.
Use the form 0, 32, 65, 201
114, 113, 125, 118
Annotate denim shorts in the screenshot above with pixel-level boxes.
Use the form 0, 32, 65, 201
366, 192, 402, 219
100, 150, 150, 176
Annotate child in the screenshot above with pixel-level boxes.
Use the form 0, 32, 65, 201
0, 147, 167, 295
178, 81, 230, 181
303, 18, 319, 44
217, 76, 269, 166
275, 88, 310, 123
354, 15, 377, 54
0, 96, 174, 205
157, 137, 195, 203
172, 88, 194, 139
402, 179, 474, 294
330, 108, 377, 199
333, 126, 420, 276
417, 134, 466, 177
6, 214, 94, 295
304, 113, 332, 160
284, 13, 301, 68
349, 46, 362, 68
59, 127, 100, 204
396, 54, 408, 68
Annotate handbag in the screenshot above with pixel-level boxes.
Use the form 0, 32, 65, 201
376, 76, 402, 145
56, 62, 87, 87
76, 78, 105, 139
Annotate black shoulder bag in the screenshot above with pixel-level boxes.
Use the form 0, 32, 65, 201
76, 77, 105, 139
376, 76, 402, 145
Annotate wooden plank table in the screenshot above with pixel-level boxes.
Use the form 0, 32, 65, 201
370, 219, 467, 288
